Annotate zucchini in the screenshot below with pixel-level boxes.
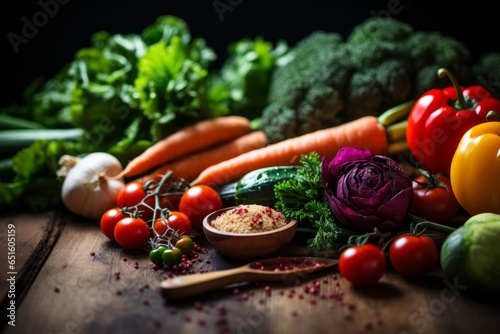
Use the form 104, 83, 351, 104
217, 181, 238, 207
234, 166, 302, 207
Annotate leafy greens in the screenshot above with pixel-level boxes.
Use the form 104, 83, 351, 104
0, 15, 288, 212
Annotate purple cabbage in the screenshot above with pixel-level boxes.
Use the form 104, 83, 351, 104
321, 147, 413, 232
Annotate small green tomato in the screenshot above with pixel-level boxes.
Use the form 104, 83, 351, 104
162, 247, 183, 267
175, 236, 194, 254
149, 246, 167, 266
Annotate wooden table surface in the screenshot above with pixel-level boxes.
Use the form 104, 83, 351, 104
1, 209, 499, 334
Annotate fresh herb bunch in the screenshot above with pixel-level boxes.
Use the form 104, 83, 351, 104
274, 152, 341, 250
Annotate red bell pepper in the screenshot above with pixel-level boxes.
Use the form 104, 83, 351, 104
406, 68, 500, 176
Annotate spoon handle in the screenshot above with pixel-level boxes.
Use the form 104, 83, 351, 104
161, 266, 256, 300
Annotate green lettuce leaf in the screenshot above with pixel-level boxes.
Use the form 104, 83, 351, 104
135, 37, 222, 140
69, 33, 148, 156
0, 139, 82, 212
0, 15, 282, 212
215, 37, 290, 119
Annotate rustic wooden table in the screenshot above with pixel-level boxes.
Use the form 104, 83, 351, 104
1, 209, 499, 334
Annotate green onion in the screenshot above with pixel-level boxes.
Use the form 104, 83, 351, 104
0, 114, 46, 130
0, 128, 84, 158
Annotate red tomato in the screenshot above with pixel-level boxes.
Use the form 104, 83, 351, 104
144, 174, 185, 211
153, 211, 192, 237
113, 217, 150, 249
389, 234, 439, 278
409, 173, 460, 224
339, 243, 386, 286
100, 207, 127, 241
116, 181, 156, 222
159, 194, 181, 211
179, 185, 223, 229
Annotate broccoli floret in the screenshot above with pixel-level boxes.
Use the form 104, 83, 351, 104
296, 85, 344, 133
268, 31, 350, 105
347, 17, 414, 44
473, 52, 500, 100
347, 40, 408, 70
405, 31, 475, 96
262, 85, 345, 144
260, 103, 298, 143
262, 31, 349, 143
345, 58, 412, 120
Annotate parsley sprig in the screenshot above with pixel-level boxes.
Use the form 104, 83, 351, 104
274, 152, 341, 250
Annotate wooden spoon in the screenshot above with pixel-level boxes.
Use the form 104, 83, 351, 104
161, 256, 338, 301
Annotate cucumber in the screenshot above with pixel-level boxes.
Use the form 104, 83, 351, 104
234, 166, 302, 207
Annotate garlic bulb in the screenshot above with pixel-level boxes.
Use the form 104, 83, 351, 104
58, 152, 125, 220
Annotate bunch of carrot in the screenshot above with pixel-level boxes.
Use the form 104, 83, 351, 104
117, 115, 269, 182
120, 108, 409, 189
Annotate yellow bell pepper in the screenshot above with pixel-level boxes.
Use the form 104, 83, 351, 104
450, 121, 500, 216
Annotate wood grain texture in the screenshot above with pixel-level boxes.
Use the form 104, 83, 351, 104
0, 211, 65, 320
2, 211, 499, 334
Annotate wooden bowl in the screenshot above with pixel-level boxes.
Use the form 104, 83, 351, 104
202, 206, 298, 261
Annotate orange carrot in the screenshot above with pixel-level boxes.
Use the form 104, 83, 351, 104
191, 116, 388, 187
117, 116, 252, 178
142, 130, 268, 182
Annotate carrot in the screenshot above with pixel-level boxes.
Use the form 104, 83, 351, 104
142, 130, 268, 182
191, 115, 388, 187
117, 116, 252, 178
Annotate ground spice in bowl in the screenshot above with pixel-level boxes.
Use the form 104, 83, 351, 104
210, 204, 288, 233
202, 205, 297, 260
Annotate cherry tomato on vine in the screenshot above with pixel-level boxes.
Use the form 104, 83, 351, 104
116, 180, 147, 207
149, 246, 167, 266
175, 236, 194, 254
100, 207, 127, 241
409, 172, 460, 225
179, 185, 223, 229
339, 243, 386, 286
144, 174, 185, 211
113, 217, 150, 249
389, 234, 439, 278
162, 247, 183, 267
153, 211, 192, 237
159, 195, 181, 211
116, 181, 156, 222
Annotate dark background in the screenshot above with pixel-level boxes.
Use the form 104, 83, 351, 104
2, 0, 498, 108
